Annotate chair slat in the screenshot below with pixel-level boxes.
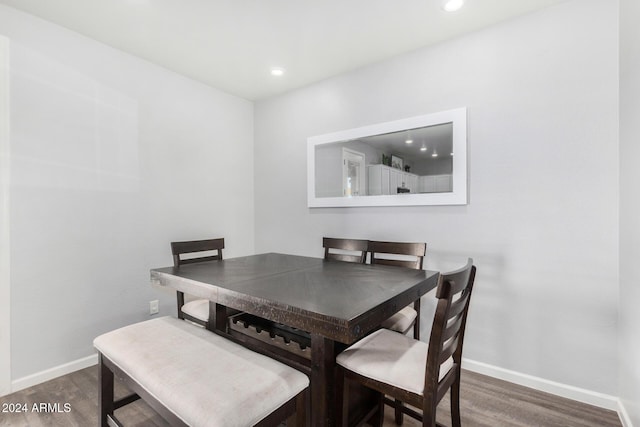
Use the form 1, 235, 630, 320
439, 334, 460, 364
448, 291, 470, 320
178, 255, 221, 265
327, 253, 366, 263
371, 258, 421, 269
442, 312, 464, 343
323, 237, 368, 264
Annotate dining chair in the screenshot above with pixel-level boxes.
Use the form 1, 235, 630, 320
171, 237, 225, 328
335, 259, 476, 427
323, 237, 369, 263
368, 240, 427, 339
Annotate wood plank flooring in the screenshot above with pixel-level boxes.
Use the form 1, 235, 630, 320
0, 366, 621, 427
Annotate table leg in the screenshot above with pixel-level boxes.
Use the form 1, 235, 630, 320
311, 333, 336, 427
207, 302, 228, 333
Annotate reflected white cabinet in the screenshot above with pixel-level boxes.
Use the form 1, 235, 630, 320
367, 164, 418, 195
390, 168, 401, 193
406, 174, 418, 192
418, 174, 453, 193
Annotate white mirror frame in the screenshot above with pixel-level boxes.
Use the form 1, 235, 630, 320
307, 107, 468, 207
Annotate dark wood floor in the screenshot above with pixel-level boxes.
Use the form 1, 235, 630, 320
0, 366, 621, 427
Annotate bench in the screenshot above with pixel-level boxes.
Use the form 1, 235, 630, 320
94, 316, 308, 427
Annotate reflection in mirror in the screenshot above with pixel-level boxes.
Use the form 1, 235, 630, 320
342, 148, 365, 197
315, 123, 453, 198
308, 108, 467, 207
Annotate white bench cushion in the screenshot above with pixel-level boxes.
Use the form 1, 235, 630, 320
94, 316, 308, 427
181, 299, 209, 322
336, 328, 453, 395
380, 305, 417, 333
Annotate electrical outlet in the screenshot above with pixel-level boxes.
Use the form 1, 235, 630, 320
149, 300, 159, 315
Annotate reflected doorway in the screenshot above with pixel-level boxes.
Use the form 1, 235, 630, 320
342, 148, 365, 197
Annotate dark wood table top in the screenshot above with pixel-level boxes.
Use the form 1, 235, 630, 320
151, 253, 439, 344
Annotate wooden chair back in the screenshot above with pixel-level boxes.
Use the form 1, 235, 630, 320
368, 241, 426, 270
171, 238, 225, 267
323, 238, 368, 263
170, 238, 225, 327
423, 258, 476, 425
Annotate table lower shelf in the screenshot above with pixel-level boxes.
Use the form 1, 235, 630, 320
229, 312, 312, 360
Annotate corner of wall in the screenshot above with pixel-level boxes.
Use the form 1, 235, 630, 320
0, 34, 11, 397
618, 399, 634, 427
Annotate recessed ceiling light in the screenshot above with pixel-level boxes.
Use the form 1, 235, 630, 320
405, 139, 413, 144
432, 152, 439, 157
420, 146, 427, 152
270, 67, 285, 77
442, 0, 464, 12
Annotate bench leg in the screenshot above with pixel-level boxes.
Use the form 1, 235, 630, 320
99, 354, 115, 427
286, 390, 307, 427
296, 390, 307, 427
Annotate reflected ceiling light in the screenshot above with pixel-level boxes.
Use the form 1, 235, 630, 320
420, 146, 427, 152
442, 0, 464, 12
270, 67, 285, 76
405, 131, 413, 144
432, 150, 438, 157
451, 152, 454, 156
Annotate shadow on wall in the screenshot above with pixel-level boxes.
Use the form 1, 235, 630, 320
419, 251, 497, 344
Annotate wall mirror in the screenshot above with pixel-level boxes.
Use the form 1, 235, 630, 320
307, 108, 467, 207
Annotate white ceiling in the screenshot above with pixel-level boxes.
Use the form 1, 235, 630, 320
0, 0, 569, 100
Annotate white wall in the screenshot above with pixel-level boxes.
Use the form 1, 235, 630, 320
619, 0, 640, 423
0, 5, 254, 382
255, 0, 619, 396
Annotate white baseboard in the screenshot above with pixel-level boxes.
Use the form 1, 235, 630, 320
462, 358, 619, 411
618, 399, 634, 427
10, 353, 98, 394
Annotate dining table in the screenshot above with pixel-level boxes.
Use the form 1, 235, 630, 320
150, 252, 439, 427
